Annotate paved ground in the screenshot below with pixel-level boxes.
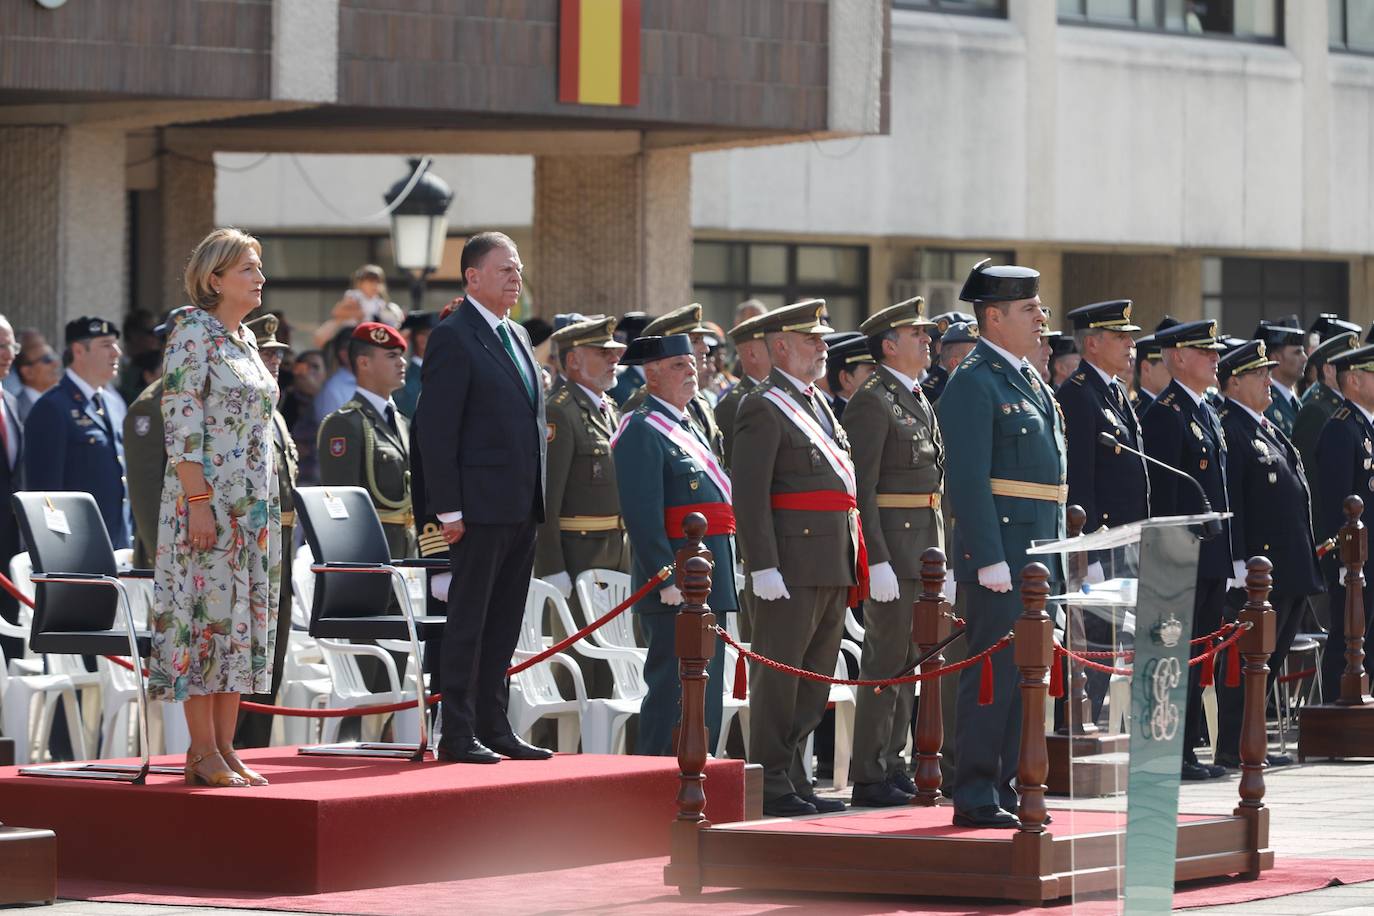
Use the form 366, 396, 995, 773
19, 753, 1374, 915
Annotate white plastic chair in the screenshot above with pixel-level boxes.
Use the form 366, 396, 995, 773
571, 570, 647, 753
510, 579, 586, 752
801, 638, 860, 790
314, 638, 421, 745
719, 612, 751, 758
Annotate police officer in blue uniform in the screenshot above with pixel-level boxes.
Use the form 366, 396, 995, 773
1140, 319, 1241, 780
1214, 340, 1321, 768
1294, 332, 1358, 483
1254, 320, 1307, 437
613, 334, 738, 756
1313, 344, 1374, 699
940, 260, 1066, 828
25, 317, 129, 549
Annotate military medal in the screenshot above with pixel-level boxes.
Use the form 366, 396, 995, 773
1001, 404, 1011, 415
1190, 422, 1204, 440
689, 478, 700, 491
1268, 472, 1277, 484
591, 460, 603, 481
1199, 458, 1208, 470
134, 416, 151, 437
809, 447, 823, 468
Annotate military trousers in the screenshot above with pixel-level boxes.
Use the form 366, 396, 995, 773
851, 578, 919, 785
1217, 590, 1306, 757
636, 610, 725, 756
1182, 577, 1229, 764
951, 585, 1024, 814
748, 585, 848, 802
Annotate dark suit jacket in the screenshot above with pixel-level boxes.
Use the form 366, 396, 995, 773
0, 391, 22, 559
417, 298, 547, 525
1314, 399, 1374, 580
1056, 363, 1149, 532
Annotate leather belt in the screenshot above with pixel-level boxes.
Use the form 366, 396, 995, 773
560, 514, 624, 533
279, 510, 295, 527
377, 508, 415, 527
876, 492, 941, 510
988, 479, 1068, 504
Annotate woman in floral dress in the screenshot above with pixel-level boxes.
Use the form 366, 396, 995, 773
149, 228, 281, 788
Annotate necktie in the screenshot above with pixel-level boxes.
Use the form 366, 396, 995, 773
680, 415, 708, 449
1020, 366, 1047, 410
495, 321, 535, 404
384, 404, 398, 435
91, 392, 114, 439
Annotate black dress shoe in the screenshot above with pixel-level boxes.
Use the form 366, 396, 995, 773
851, 781, 913, 807
1216, 751, 1292, 768
1266, 752, 1293, 767
952, 805, 1020, 829
1204, 762, 1227, 778
887, 769, 917, 796
800, 793, 847, 814
436, 737, 501, 764
483, 734, 554, 760
763, 793, 819, 817
1180, 761, 1212, 781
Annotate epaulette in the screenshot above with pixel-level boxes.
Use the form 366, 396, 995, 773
551, 389, 571, 405
960, 352, 983, 370
1334, 406, 1351, 421
1158, 391, 1176, 406
1070, 370, 1085, 386
417, 522, 449, 558
861, 373, 882, 392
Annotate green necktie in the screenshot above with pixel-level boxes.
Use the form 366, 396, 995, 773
496, 320, 535, 403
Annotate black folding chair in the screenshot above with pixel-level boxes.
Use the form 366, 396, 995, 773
293, 486, 448, 761
12, 492, 181, 783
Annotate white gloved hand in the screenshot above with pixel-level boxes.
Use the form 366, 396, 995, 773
978, 561, 1013, 593
1226, 559, 1247, 591
1085, 561, 1106, 585
546, 570, 573, 600
659, 585, 683, 606
868, 561, 900, 603
751, 568, 791, 601
1340, 566, 1348, 586
430, 572, 452, 602
944, 566, 957, 605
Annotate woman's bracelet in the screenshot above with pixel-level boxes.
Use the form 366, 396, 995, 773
186, 491, 211, 505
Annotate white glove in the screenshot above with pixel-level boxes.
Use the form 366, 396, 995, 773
1340, 566, 1348, 586
659, 585, 684, 606
1085, 561, 1105, 585
430, 572, 452, 602
751, 568, 791, 601
868, 561, 900, 603
1226, 560, 1247, 591
546, 571, 573, 600
978, 561, 1013, 593
944, 566, 957, 605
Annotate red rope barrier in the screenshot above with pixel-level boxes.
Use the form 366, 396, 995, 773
1055, 621, 1253, 678
1277, 666, 1317, 685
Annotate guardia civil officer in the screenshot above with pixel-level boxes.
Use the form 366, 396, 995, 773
607, 311, 650, 406
1140, 319, 1240, 781
1056, 300, 1150, 722
715, 311, 773, 468
622, 304, 725, 459
939, 260, 1065, 829
843, 297, 944, 807
535, 316, 629, 700
1254, 320, 1307, 437
318, 322, 416, 559
1313, 345, 1374, 699
921, 321, 978, 403
26, 317, 129, 548
1214, 340, 1320, 768
924, 311, 976, 401
1294, 331, 1358, 476
612, 334, 737, 756
1304, 314, 1362, 396
732, 300, 857, 818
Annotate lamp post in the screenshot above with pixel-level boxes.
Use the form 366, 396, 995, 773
384, 157, 454, 312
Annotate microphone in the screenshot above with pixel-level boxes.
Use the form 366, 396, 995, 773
1098, 432, 1223, 541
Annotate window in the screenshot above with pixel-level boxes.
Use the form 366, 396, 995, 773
885, 247, 1014, 315
692, 241, 870, 332
894, 0, 1004, 14
1058, 0, 1281, 42
1330, 0, 1374, 53
1201, 256, 1349, 336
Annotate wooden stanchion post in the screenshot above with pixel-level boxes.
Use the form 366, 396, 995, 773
912, 547, 948, 806
669, 513, 714, 896
1235, 555, 1276, 879
1339, 496, 1368, 706
1016, 562, 1052, 834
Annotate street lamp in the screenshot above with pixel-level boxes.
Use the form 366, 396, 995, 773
384, 157, 454, 312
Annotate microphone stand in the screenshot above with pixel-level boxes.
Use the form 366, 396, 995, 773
1098, 432, 1223, 541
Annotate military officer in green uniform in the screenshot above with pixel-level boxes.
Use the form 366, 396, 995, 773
843, 297, 944, 807
715, 311, 772, 468
236, 314, 302, 747
535, 315, 629, 700
732, 299, 858, 818
940, 260, 1066, 829
318, 322, 416, 559
622, 303, 725, 461
1294, 331, 1359, 476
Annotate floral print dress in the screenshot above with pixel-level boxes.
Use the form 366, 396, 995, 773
149, 308, 281, 701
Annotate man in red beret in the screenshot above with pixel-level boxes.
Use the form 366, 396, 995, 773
318, 321, 417, 559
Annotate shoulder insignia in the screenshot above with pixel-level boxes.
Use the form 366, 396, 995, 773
329, 436, 346, 457
134, 415, 151, 437
1334, 407, 1351, 420
418, 522, 450, 558
1070, 371, 1086, 386
546, 422, 557, 442
1158, 392, 1176, 406
552, 390, 570, 404
861, 374, 882, 392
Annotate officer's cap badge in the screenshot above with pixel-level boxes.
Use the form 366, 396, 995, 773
329, 437, 346, 457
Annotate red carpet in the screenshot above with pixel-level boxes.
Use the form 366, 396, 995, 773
58, 855, 1374, 914
727, 805, 1211, 838
0, 748, 745, 894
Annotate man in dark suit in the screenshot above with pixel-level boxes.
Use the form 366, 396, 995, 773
25, 317, 128, 549
1215, 340, 1321, 768
416, 232, 549, 764
1140, 319, 1241, 781
0, 317, 24, 664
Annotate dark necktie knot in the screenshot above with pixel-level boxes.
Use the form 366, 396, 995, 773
384, 404, 397, 432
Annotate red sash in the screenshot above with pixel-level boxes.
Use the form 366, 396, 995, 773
769, 490, 870, 605
664, 502, 737, 538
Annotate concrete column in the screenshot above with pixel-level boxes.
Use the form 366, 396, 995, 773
0, 125, 126, 340
1014, 245, 1062, 323
158, 146, 216, 311
533, 150, 691, 316
1286, 0, 1331, 252
1008, 0, 1058, 240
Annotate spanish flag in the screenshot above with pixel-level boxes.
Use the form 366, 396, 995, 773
558, 0, 641, 107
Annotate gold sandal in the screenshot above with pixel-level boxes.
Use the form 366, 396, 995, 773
220, 748, 269, 786
185, 751, 249, 788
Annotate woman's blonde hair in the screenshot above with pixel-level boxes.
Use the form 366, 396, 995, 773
353, 264, 387, 296
184, 228, 262, 310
